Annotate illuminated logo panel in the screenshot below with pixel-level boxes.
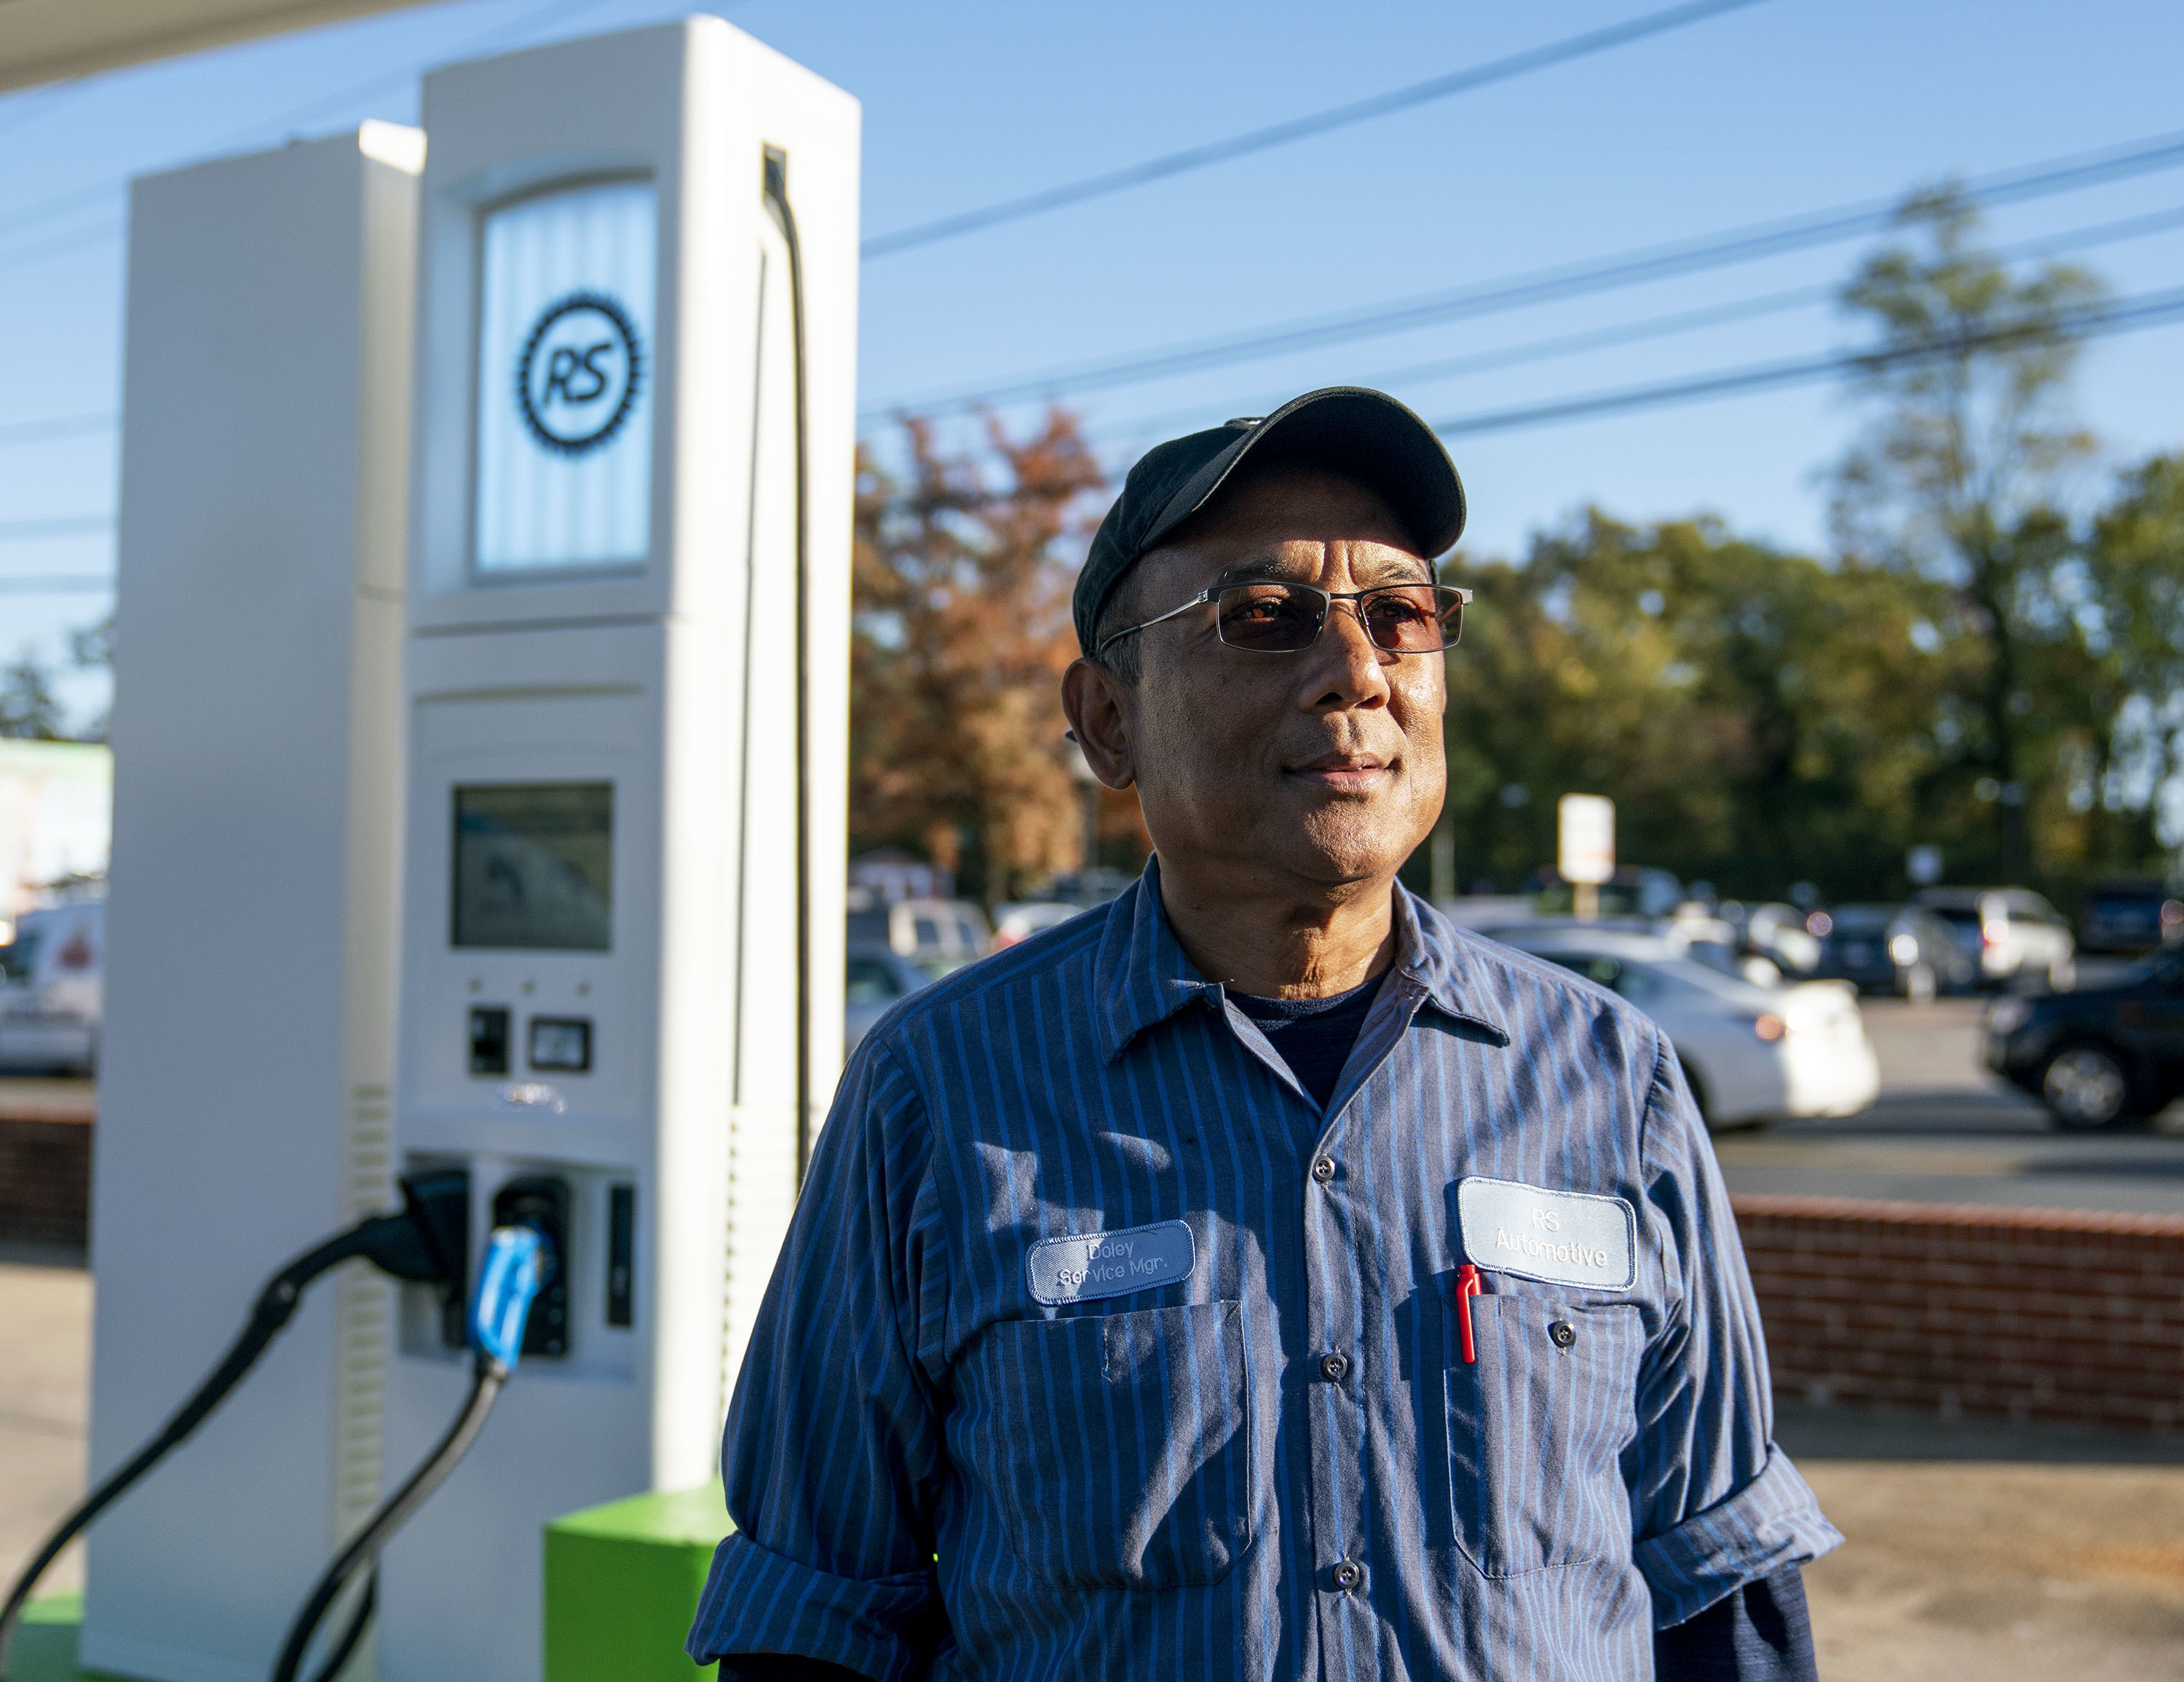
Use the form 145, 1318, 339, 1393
475, 182, 657, 574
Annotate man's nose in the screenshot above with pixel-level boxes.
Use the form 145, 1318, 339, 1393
1305, 599, 1394, 705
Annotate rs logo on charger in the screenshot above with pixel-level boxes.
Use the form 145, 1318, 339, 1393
515, 291, 645, 457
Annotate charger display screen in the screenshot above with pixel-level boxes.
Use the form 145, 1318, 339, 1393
529, 1016, 592, 1072
452, 782, 613, 950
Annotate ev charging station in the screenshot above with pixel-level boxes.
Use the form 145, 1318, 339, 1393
380, 24, 855, 1682
71, 18, 858, 1682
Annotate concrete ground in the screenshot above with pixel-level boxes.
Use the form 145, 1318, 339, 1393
1781, 1405, 2184, 1679
0, 1239, 90, 1603
7, 1010, 2184, 1677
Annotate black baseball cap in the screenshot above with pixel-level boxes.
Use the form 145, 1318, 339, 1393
1073, 386, 1465, 655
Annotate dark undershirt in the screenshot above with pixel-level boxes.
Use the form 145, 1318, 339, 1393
714, 1566, 1814, 1681
716, 966, 1815, 1682
1227, 969, 1389, 1110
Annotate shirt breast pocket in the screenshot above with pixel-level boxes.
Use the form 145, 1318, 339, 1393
960, 1301, 1254, 1590
1444, 1290, 1644, 1577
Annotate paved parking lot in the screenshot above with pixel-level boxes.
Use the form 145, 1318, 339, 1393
1717, 991, 2184, 1215
0, 1242, 89, 1602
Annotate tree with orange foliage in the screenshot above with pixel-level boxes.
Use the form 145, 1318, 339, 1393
850, 408, 1133, 905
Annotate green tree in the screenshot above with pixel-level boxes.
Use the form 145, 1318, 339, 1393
1442, 512, 1950, 899
1829, 183, 2107, 880
0, 648, 66, 739
2068, 453, 2184, 876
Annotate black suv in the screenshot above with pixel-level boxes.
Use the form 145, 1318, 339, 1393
1985, 952, 2184, 1127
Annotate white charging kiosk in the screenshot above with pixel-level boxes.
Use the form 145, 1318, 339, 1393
379, 23, 856, 1682
82, 124, 421, 1681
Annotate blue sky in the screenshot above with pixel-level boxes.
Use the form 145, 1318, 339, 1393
4, 0, 2183, 731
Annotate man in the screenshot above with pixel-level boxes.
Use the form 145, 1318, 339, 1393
689, 387, 1840, 1680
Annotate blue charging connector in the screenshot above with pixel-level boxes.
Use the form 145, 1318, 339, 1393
470, 1224, 547, 1370
270, 1217, 555, 1682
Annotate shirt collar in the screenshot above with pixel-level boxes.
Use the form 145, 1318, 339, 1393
1091, 857, 1510, 1064
1385, 879, 1511, 1044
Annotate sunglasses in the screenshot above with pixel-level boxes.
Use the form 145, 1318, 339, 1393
1097, 582, 1472, 657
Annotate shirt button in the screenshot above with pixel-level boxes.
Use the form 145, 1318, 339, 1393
1331, 1558, 1364, 1592
1320, 1351, 1349, 1382
1549, 1320, 1577, 1349
1310, 1156, 1337, 1183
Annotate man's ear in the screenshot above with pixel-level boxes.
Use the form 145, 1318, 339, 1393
1061, 658, 1136, 790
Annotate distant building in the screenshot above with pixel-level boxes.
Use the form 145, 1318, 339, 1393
0, 741, 111, 931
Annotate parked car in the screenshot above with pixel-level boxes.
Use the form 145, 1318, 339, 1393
844, 895, 992, 969
2077, 878, 2184, 956
1912, 887, 2076, 990
1738, 903, 1823, 977
1481, 922, 1880, 1127
844, 944, 951, 1056
992, 901, 1087, 950
1985, 951, 2184, 1127
0, 897, 103, 1074
1808, 903, 1974, 1000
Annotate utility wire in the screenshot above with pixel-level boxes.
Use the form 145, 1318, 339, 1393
1425, 282, 2184, 441
0, 220, 123, 277
1096, 199, 2184, 446
0, 82, 90, 144
0, 575, 113, 593
0, 517, 111, 540
0, 0, 622, 258
0, 412, 117, 447
860, 0, 1775, 258
864, 124, 2184, 421
17, 198, 2184, 461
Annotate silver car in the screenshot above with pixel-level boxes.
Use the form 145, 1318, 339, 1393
1483, 922, 1879, 1129
1912, 887, 2076, 990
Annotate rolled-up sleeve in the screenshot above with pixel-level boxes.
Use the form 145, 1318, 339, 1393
687, 1040, 951, 1682
1629, 1035, 1843, 1627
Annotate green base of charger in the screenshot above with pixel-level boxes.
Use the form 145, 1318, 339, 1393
545, 1483, 730, 1682
6, 1484, 732, 1682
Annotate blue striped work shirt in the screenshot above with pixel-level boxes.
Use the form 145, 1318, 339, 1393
689, 864, 1841, 1680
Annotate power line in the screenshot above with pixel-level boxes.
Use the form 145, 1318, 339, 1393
0, 0, 622, 258
863, 124, 2184, 421
0, 517, 112, 540
0, 220, 122, 277
1425, 282, 2184, 441
860, 0, 1776, 259
0, 413, 116, 447
0, 82, 90, 145
1093, 199, 2184, 447
0, 575, 114, 594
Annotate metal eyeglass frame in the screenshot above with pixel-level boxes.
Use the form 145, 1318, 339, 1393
1094, 582, 1473, 659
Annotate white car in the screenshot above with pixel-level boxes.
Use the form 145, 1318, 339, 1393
1484, 923, 1879, 1128
1912, 887, 2076, 990
992, 901, 1088, 951
0, 897, 103, 1074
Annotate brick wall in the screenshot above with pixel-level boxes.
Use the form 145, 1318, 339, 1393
1733, 1193, 2184, 1433
0, 1116, 92, 1248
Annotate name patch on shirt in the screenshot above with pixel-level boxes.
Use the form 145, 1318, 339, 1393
1456, 1176, 1637, 1291
1026, 1220, 1196, 1306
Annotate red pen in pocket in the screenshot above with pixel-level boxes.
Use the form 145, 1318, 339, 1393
1456, 1263, 1482, 1363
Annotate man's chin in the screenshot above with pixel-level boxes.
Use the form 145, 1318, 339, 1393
1275, 798, 1416, 887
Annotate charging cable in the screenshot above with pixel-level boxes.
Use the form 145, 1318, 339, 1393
0, 1173, 470, 1678
268, 1223, 547, 1682
760, 143, 815, 1187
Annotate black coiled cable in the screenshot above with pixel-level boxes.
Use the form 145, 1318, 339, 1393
268, 1354, 507, 1682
